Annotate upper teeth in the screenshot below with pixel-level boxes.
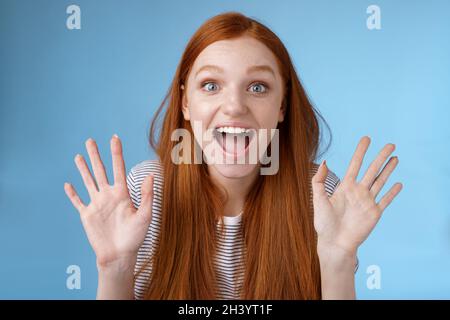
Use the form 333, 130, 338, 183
216, 127, 251, 134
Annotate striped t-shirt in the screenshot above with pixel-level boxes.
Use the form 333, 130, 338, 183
126, 159, 341, 300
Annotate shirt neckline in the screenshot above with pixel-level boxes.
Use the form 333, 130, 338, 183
221, 210, 243, 225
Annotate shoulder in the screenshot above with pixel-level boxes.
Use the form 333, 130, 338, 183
126, 159, 164, 208
127, 159, 164, 180
309, 162, 341, 196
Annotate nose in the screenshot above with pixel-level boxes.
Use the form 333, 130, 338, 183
220, 86, 248, 117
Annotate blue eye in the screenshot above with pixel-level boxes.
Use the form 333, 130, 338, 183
202, 82, 219, 92
249, 83, 267, 94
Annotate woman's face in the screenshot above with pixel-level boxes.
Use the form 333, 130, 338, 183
182, 36, 285, 179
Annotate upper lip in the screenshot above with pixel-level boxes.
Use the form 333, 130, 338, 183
213, 121, 256, 129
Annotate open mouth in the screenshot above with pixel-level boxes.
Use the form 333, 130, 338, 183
212, 126, 256, 156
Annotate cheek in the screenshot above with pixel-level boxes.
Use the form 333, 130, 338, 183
187, 90, 224, 118
187, 96, 218, 135
188, 100, 215, 121
248, 98, 282, 128
187, 103, 218, 151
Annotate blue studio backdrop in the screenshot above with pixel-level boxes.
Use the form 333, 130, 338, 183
0, 0, 449, 299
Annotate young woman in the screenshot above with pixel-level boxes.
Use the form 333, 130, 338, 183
64, 12, 402, 300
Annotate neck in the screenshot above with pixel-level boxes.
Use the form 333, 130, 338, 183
208, 165, 260, 217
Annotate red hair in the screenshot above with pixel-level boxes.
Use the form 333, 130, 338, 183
142, 11, 328, 299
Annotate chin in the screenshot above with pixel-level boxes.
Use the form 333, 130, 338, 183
209, 163, 260, 179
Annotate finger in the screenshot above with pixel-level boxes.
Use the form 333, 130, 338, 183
378, 182, 403, 212
85, 138, 109, 189
74, 154, 98, 199
344, 136, 371, 181
370, 156, 399, 197
311, 160, 329, 200
64, 182, 86, 212
136, 174, 154, 223
360, 143, 395, 187
111, 134, 126, 186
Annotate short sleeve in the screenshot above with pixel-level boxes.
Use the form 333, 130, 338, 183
126, 167, 139, 210
126, 159, 164, 300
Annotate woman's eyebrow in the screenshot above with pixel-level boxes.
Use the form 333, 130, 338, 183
246, 65, 275, 78
194, 64, 276, 78
195, 65, 224, 77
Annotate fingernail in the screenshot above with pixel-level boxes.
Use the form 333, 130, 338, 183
113, 133, 119, 138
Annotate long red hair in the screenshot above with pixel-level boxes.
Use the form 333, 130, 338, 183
142, 12, 329, 299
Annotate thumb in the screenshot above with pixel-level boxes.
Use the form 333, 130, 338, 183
311, 160, 329, 200
137, 174, 154, 222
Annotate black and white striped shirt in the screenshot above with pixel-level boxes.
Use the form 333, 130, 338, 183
126, 159, 341, 300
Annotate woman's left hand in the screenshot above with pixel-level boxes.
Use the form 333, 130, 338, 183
312, 136, 403, 258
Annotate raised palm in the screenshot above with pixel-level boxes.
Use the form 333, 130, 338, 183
64, 135, 154, 267
312, 136, 403, 256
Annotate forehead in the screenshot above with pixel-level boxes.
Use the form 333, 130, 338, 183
191, 36, 281, 76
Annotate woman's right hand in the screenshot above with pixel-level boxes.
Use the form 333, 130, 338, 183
64, 134, 154, 269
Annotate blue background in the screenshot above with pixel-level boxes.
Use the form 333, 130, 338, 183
1, 0, 449, 299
